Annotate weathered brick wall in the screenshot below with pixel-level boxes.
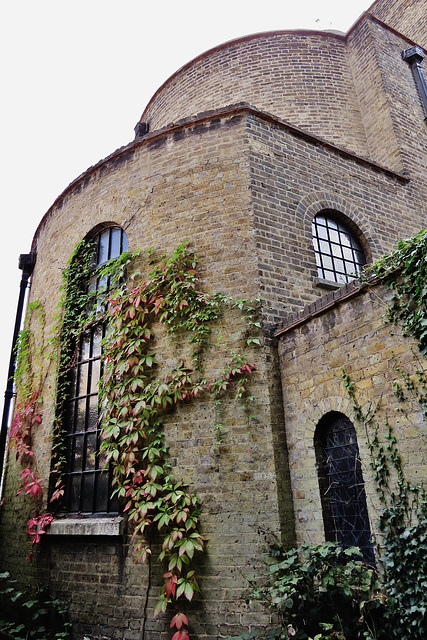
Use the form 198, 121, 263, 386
141, 32, 370, 159
1, 3, 427, 638
370, 0, 427, 45
348, 16, 427, 186
277, 282, 427, 548
2, 101, 426, 639
0, 114, 294, 639
246, 111, 415, 327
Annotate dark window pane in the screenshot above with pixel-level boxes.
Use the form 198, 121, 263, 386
98, 229, 110, 265
92, 325, 103, 358
85, 433, 97, 470
80, 331, 91, 361
75, 399, 87, 432
66, 368, 77, 399
316, 412, 375, 564
122, 233, 128, 252
110, 227, 121, 258
87, 396, 99, 431
77, 363, 89, 397
69, 475, 82, 512
64, 435, 73, 472
95, 472, 109, 513
72, 435, 84, 472
90, 359, 101, 395
63, 400, 76, 433
81, 474, 95, 512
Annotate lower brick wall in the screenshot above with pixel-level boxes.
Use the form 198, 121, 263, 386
277, 282, 427, 548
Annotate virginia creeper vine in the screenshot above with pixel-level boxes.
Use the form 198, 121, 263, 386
9, 300, 54, 558
40, 240, 260, 637
97, 242, 259, 633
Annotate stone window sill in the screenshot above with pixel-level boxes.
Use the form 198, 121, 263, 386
47, 516, 124, 537
315, 277, 343, 291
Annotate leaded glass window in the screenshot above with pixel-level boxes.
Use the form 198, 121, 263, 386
312, 213, 365, 284
62, 226, 128, 515
315, 411, 375, 564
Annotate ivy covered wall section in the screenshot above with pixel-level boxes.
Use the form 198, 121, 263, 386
0, 239, 290, 640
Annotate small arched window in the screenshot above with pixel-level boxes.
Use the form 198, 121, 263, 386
312, 212, 365, 284
61, 226, 128, 515
315, 411, 375, 564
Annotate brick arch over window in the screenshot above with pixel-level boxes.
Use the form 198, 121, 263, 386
294, 192, 372, 274
59, 225, 128, 515
314, 411, 375, 564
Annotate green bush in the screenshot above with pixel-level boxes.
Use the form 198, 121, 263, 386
0, 572, 70, 640
230, 542, 387, 640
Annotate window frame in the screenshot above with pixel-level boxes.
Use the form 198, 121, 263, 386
315, 411, 375, 564
60, 226, 128, 516
312, 212, 366, 285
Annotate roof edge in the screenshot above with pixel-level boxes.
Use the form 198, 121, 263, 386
140, 11, 421, 126
31, 102, 410, 251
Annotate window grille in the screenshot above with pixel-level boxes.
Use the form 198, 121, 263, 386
315, 412, 375, 564
62, 226, 128, 515
312, 213, 365, 284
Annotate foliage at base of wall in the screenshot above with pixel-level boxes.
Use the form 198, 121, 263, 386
341, 372, 427, 640
0, 571, 70, 640
231, 540, 386, 640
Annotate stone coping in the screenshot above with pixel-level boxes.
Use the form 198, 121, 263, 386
274, 279, 370, 337
47, 516, 124, 537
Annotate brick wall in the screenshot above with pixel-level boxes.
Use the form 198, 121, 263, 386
1, 3, 427, 638
370, 0, 427, 45
141, 32, 370, 159
0, 113, 294, 640
277, 281, 427, 548
246, 111, 415, 327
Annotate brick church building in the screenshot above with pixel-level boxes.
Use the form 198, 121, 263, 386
1, 0, 426, 637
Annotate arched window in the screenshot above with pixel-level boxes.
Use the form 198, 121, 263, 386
312, 212, 365, 284
315, 411, 375, 564
61, 226, 128, 515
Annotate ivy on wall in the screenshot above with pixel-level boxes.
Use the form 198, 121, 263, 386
8, 240, 261, 639
341, 370, 427, 640
8, 300, 54, 558
97, 242, 260, 633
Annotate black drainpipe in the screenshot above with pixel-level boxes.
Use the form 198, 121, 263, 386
402, 46, 427, 121
0, 252, 36, 495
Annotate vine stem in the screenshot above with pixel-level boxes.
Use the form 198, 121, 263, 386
141, 537, 152, 640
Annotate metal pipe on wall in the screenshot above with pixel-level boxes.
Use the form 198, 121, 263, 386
0, 252, 36, 498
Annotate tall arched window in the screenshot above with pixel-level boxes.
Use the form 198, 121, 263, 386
315, 411, 375, 564
312, 212, 365, 284
61, 226, 128, 515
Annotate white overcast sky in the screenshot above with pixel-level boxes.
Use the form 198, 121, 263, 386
0, 0, 371, 399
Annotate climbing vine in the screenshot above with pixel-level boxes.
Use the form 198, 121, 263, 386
364, 227, 427, 355
338, 228, 427, 640
6, 237, 260, 638
9, 300, 54, 559
44, 240, 259, 637
97, 242, 260, 633
340, 369, 427, 640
